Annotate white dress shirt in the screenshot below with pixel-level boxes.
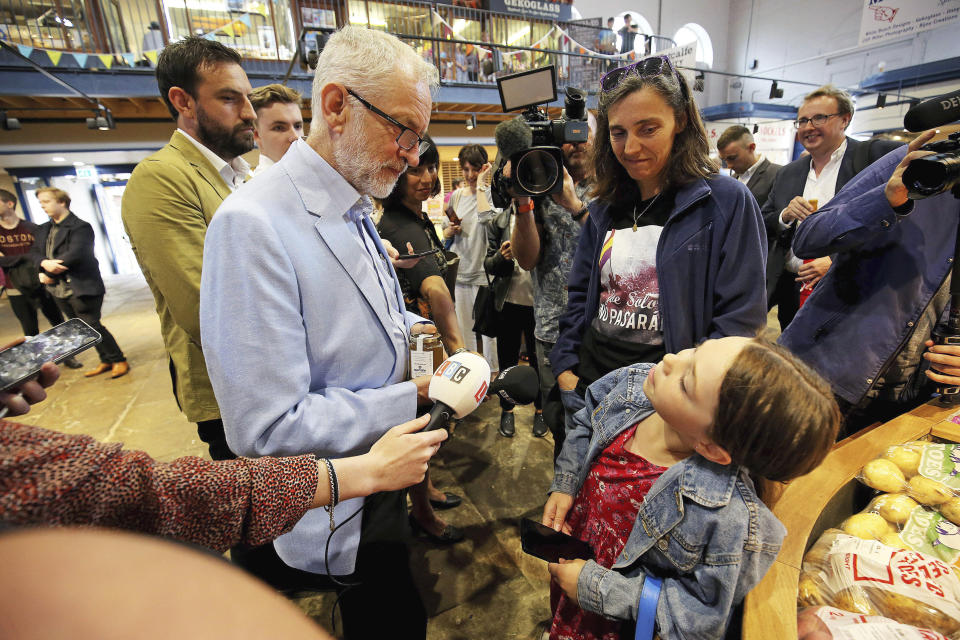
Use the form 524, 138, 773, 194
176, 128, 250, 190
780, 139, 847, 271
250, 154, 274, 178
735, 154, 764, 185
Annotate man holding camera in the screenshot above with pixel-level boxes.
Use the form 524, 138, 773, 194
779, 129, 960, 433
508, 113, 595, 454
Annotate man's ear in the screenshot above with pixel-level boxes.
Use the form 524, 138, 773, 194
167, 87, 195, 120
748, 142, 757, 154
319, 83, 348, 135
695, 440, 732, 466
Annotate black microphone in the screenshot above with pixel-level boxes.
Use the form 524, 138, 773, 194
904, 90, 960, 132
489, 365, 540, 406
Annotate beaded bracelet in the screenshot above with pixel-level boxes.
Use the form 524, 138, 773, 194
321, 458, 339, 532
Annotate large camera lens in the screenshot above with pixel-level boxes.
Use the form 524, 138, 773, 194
563, 87, 586, 121
515, 149, 560, 195
903, 152, 960, 198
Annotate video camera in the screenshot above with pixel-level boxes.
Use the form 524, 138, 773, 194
491, 66, 589, 209
903, 89, 960, 200
900, 90, 960, 402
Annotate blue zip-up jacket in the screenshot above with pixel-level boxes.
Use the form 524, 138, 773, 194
779, 146, 957, 406
550, 363, 785, 639
550, 175, 768, 378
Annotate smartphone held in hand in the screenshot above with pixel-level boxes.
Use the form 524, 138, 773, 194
0, 319, 101, 391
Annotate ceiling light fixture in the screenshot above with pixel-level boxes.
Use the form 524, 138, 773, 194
768, 81, 784, 100
52, 156, 66, 162
876, 93, 887, 109
465, 114, 476, 131
0, 110, 21, 130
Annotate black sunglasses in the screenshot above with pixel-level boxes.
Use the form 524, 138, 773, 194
346, 88, 430, 156
600, 55, 686, 97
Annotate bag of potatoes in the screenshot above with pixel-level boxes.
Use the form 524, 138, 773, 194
797, 606, 952, 640
798, 531, 960, 636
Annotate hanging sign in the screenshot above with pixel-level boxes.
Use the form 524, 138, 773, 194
486, 0, 573, 22
858, 0, 960, 46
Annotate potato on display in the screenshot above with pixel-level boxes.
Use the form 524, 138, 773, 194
843, 512, 890, 540
882, 445, 921, 478
907, 475, 953, 506
872, 493, 919, 524
862, 459, 906, 493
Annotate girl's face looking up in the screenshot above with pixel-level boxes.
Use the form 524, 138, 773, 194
643, 336, 750, 449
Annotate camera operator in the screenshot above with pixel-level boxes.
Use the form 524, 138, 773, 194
779, 129, 960, 434
507, 112, 596, 455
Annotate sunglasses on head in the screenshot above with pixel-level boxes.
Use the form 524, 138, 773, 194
600, 55, 685, 96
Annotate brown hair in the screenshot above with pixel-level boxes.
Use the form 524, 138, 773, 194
716, 125, 753, 151
0, 189, 16, 206
156, 36, 242, 120
803, 84, 855, 123
458, 144, 488, 169
249, 83, 302, 115
712, 336, 839, 483
35, 187, 71, 209
591, 68, 715, 204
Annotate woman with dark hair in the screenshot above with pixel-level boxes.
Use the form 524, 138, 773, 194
377, 134, 466, 544
550, 56, 767, 431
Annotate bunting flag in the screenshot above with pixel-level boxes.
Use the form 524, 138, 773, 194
73, 52, 88, 67
220, 23, 235, 37
238, 14, 252, 26
17, 44, 33, 58
97, 53, 114, 68
144, 50, 158, 65
122, 52, 135, 66
46, 50, 62, 65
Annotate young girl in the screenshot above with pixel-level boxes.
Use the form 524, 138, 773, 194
542, 336, 840, 639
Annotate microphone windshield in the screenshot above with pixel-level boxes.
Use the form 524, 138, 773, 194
427, 351, 492, 418
494, 117, 533, 169
489, 365, 539, 406
904, 90, 960, 132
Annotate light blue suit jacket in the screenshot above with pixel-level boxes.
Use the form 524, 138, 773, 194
200, 139, 419, 575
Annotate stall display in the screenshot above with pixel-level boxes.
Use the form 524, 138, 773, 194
797, 529, 960, 635
741, 402, 960, 638
798, 606, 952, 640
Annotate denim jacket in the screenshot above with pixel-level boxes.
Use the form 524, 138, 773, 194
550, 363, 786, 639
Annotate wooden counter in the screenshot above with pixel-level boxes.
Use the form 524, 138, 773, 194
741, 400, 960, 638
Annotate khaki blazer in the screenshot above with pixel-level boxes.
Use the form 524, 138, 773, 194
121, 130, 232, 422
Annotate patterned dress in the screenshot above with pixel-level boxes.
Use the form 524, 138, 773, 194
550, 425, 666, 640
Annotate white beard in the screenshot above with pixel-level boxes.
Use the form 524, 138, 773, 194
333, 117, 405, 199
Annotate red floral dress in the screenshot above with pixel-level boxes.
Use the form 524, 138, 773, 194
550, 425, 666, 640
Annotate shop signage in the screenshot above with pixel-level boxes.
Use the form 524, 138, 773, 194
486, 0, 573, 22
75, 165, 98, 180
858, 0, 960, 46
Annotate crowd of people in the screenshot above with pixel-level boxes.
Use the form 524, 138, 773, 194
2, 23, 960, 640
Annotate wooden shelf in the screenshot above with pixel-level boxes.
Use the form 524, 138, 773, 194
741, 400, 959, 638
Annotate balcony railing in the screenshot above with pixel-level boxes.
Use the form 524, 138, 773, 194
0, 0, 672, 93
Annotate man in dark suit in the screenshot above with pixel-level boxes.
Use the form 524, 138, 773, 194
33, 187, 128, 378
762, 85, 901, 331
717, 125, 781, 208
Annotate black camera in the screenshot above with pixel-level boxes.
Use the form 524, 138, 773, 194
490, 66, 589, 209
903, 131, 960, 200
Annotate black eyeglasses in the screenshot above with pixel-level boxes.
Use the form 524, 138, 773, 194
346, 88, 429, 156
600, 55, 684, 95
794, 113, 841, 129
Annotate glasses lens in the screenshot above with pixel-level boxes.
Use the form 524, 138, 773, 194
417, 139, 431, 156
812, 115, 826, 126
601, 67, 629, 92
640, 57, 667, 76
396, 129, 418, 151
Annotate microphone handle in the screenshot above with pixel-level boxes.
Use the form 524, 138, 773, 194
423, 401, 455, 431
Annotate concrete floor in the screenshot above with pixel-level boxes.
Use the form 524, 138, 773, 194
0, 274, 557, 639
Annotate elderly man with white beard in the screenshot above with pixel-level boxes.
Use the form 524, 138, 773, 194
199, 26, 440, 639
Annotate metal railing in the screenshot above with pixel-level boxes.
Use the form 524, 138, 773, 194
0, 0, 674, 90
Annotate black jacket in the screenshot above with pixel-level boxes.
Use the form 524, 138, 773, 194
743, 157, 781, 211
760, 137, 902, 297
483, 209, 516, 311
32, 212, 105, 298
